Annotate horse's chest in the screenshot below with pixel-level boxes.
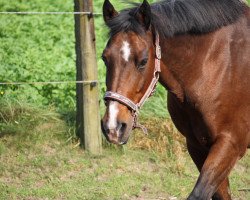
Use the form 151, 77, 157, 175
188, 116, 212, 147
168, 93, 214, 148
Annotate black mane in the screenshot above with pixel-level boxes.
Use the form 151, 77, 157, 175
107, 0, 247, 37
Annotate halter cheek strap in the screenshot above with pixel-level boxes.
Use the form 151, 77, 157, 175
104, 32, 161, 134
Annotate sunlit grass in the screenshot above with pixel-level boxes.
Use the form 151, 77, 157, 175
0, 99, 249, 199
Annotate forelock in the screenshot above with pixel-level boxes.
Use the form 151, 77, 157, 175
106, 8, 146, 37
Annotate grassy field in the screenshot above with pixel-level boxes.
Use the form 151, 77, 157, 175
0, 99, 249, 199
0, 0, 249, 199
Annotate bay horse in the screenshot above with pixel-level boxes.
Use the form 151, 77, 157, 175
101, 0, 250, 199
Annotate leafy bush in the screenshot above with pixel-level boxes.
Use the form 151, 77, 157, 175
2, 0, 248, 114
0, 0, 168, 117
0, 0, 76, 109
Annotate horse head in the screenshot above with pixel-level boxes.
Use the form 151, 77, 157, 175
101, 0, 160, 145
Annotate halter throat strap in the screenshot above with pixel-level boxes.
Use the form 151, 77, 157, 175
104, 32, 161, 131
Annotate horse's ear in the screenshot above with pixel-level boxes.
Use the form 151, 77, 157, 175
135, 0, 151, 30
103, 0, 118, 23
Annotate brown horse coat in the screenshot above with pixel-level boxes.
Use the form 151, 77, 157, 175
101, 0, 250, 199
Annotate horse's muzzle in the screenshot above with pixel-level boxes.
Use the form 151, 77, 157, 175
101, 119, 130, 145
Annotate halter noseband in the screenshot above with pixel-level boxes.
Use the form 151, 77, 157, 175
104, 32, 162, 134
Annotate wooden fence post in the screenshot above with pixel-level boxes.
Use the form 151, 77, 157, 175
74, 0, 102, 155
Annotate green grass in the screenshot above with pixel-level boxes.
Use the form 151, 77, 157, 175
0, 99, 188, 199
0, 99, 249, 199
0, 0, 76, 109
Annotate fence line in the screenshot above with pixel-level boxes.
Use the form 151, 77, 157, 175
0, 11, 102, 16
0, 11, 104, 86
0, 80, 105, 86
0, 10, 103, 85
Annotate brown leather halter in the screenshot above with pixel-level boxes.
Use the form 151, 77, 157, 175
104, 32, 161, 133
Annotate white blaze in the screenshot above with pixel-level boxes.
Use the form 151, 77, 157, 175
107, 101, 119, 130
121, 41, 131, 62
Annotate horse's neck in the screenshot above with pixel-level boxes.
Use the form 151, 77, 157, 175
159, 32, 220, 102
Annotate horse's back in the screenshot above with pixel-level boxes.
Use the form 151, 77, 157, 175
200, 9, 250, 148
167, 8, 250, 150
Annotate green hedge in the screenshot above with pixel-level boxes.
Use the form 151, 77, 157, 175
0, 0, 248, 115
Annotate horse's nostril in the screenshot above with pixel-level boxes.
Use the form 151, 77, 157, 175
116, 122, 127, 139
116, 123, 122, 132
116, 122, 127, 131
121, 123, 127, 133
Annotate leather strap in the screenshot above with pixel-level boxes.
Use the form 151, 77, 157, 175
104, 91, 139, 113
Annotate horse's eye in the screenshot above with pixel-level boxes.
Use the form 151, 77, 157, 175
138, 58, 148, 70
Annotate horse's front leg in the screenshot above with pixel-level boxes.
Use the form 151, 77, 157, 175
212, 179, 231, 200
187, 140, 231, 200
187, 135, 243, 200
